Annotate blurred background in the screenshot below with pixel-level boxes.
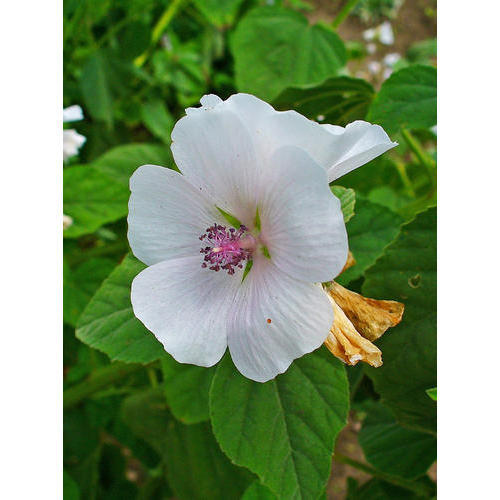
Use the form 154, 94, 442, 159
63, 1, 437, 499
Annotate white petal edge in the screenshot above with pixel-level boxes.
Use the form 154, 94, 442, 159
260, 110, 397, 182
63, 129, 86, 160
227, 258, 333, 382
171, 102, 261, 225
128, 165, 224, 266
259, 145, 348, 283
131, 256, 241, 367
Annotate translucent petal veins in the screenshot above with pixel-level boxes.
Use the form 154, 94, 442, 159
200, 224, 255, 275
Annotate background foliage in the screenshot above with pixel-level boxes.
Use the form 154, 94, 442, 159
63, 0, 437, 498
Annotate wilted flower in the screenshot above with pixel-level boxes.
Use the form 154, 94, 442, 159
128, 93, 396, 382
63, 105, 86, 161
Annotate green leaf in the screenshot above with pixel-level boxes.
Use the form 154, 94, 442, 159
161, 356, 215, 424
363, 207, 436, 434
209, 348, 349, 500
92, 143, 174, 186
241, 481, 277, 500
140, 100, 174, 144
274, 76, 374, 126
64, 258, 116, 326
192, 0, 245, 27
231, 7, 346, 101
63, 470, 80, 500
346, 477, 434, 500
164, 420, 252, 500
80, 51, 114, 127
331, 185, 356, 223
121, 387, 170, 455
426, 387, 437, 401
63, 165, 129, 238
358, 402, 436, 479
368, 65, 437, 134
337, 197, 403, 286
76, 254, 164, 364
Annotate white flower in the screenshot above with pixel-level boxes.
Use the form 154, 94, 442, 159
128, 93, 396, 382
368, 61, 382, 75
363, 22, 394, 45
63, 105, 86, 161
63, 105, 84, 123
366, 43, 377, 55
378, 21, 394, 45
383, 52, 401, 67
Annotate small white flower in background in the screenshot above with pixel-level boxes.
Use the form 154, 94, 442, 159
362, 28, 376, 42
368, 61, 382, 75
363, 21, 394, 46
63, 214, 73, 230
366, 43, 377, 55
383, 52, 401, 67
430, 125, 437, 136
128, 93, 397, 382
63, 105, 86, 161
378, 21, 394, 45
383, 68, 393, 80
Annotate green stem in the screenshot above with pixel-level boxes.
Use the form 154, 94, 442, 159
134, 0, 187, 68
64, 362, 146, 410
332, 0, 361, 29
394, 160, 416, 197
334, 453, 433, 497
401, 128, 436, 188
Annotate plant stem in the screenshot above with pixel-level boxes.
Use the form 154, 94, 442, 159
332, 0, 361, 29
64, 362, 146, 410
394, 160, 416, 197
334, 453, 434, 497
400, 128, 436, 188
134, 0, 187, 68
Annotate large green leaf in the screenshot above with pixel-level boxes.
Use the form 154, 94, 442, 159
363, 208, 436, 433
80, 51, 114, 127
64, 258, 116, 326
92, 143, 174, 186
63, 470, 80, 500
274, 76, 374, 126
120, 387, 170, 455
161, 356, 215, 424
140, 100, 174, 144
76, 254, 164, 364
192, 0, 245, 27
209, 348, 349, 500
346, 477, 435, 499
64, 144, 173, 238
368, 65, 436, 133
242, 481, 277, 500
337, 197, 403, 286
63, 165, 129, 238
358, 402, 436, 479
164, 420, 252, 500
231, 7, 346, 101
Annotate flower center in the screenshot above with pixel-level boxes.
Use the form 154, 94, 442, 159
199, 224, 256, 275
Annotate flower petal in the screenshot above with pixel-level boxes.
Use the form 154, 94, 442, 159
227, 258, 333, 382
171, 100, 260, 224
259, 145, 348, 283
260, 112, 396, 182
128, 165, 224, 266
131, 256, 241, 366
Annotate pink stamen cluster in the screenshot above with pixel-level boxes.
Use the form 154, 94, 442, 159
199, 224, 253, 275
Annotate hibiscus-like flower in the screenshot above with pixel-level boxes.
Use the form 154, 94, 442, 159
128, 94, 396, 382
